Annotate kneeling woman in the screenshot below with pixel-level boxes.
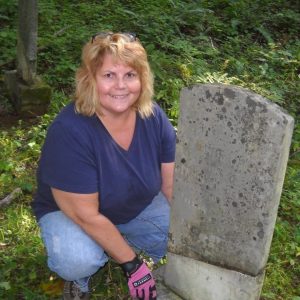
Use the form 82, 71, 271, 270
32, 32, 176, 300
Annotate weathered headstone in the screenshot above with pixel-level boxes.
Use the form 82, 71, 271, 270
17, 0, 38, 84
4, 0, 51, 116
157, 84, 294, 300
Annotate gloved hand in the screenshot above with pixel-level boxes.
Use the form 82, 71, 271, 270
120, 255, 157, 300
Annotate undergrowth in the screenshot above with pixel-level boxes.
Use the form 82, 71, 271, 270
0, 0, 299, 299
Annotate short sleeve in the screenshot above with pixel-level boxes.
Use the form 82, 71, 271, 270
39, 122, 98, 193
157, 106, 176, 163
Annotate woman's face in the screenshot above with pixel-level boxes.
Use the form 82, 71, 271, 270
96, 53, 141, 117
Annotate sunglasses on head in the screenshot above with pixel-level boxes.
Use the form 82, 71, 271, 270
91, 32, 137, 43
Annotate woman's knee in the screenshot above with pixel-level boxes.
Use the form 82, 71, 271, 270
39, 211, 108, 280
48, 245, 108, 280
124, 223, 168, 263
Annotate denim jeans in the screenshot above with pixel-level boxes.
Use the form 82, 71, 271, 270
38, 192, 170, 292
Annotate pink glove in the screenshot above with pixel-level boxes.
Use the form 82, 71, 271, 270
127, 262, 157, 300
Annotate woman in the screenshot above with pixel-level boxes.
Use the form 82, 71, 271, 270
32, 32, 176, 300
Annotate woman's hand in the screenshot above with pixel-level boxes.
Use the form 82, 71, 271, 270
121, 256, 157, 300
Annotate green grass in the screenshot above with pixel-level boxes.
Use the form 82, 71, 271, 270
0, 201, 130, 299
261, 165, 300, 300
0, 0, 299, 299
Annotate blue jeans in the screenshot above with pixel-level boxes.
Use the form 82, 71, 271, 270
38, 192, 170, 292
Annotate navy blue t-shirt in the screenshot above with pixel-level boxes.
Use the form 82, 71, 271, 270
32, 102, 176, 224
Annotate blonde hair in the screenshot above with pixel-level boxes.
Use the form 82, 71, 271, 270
74, 32, 154, 118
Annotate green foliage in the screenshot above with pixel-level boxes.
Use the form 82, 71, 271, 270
0, 203, 49, 299
0, 0, 17, 66
0, 0, 299, 299
262, 166, 300, 300
0, 115, 48, 197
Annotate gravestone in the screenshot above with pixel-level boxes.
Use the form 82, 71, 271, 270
17, 0, 38, 84
156, 84, 294, 300
5, 0, 51, 116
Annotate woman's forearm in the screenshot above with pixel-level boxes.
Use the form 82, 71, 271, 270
76, 213, 136, 263
161, 162, 175, 202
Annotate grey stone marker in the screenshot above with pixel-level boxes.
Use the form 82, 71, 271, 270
157, 84, 294, 300
5, 0, 51, 116
17, 0, 38, 84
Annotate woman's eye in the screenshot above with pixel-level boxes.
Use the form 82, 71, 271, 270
127, 72, 137, 78
104, 73, 113, 78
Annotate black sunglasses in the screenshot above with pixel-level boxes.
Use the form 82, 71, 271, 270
91, 32, 137, 43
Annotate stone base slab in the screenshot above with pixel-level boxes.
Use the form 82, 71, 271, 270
154, 266, 183, 299
156, 280, 183, 300
163, 252, 265, 300
4, 70, 51, 116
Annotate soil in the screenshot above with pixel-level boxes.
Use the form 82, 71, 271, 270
0, 112, 39, 130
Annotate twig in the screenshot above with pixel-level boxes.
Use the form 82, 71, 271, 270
53, 26, 70, 37
289, 149, 300, 159
209, 37, 216, 49
0, 188, 22, 208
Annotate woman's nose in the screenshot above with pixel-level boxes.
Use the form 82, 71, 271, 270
115, 77, 126, 89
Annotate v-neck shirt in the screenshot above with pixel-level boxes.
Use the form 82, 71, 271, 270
32, 102, 176, 224
97, 111, 137, 153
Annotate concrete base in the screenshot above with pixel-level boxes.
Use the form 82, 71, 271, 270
156, 280, 183, 300
4, 70, 51, 116
153, 266, 183, 299
164, 253, 265, 300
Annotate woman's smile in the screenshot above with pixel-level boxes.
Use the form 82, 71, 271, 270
110, 94, 129, 98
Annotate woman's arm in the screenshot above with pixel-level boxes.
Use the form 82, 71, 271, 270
51, 188, 136, 263
161, 162, 175, 202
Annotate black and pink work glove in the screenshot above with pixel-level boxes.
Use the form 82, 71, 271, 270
120, 255, 157, 300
